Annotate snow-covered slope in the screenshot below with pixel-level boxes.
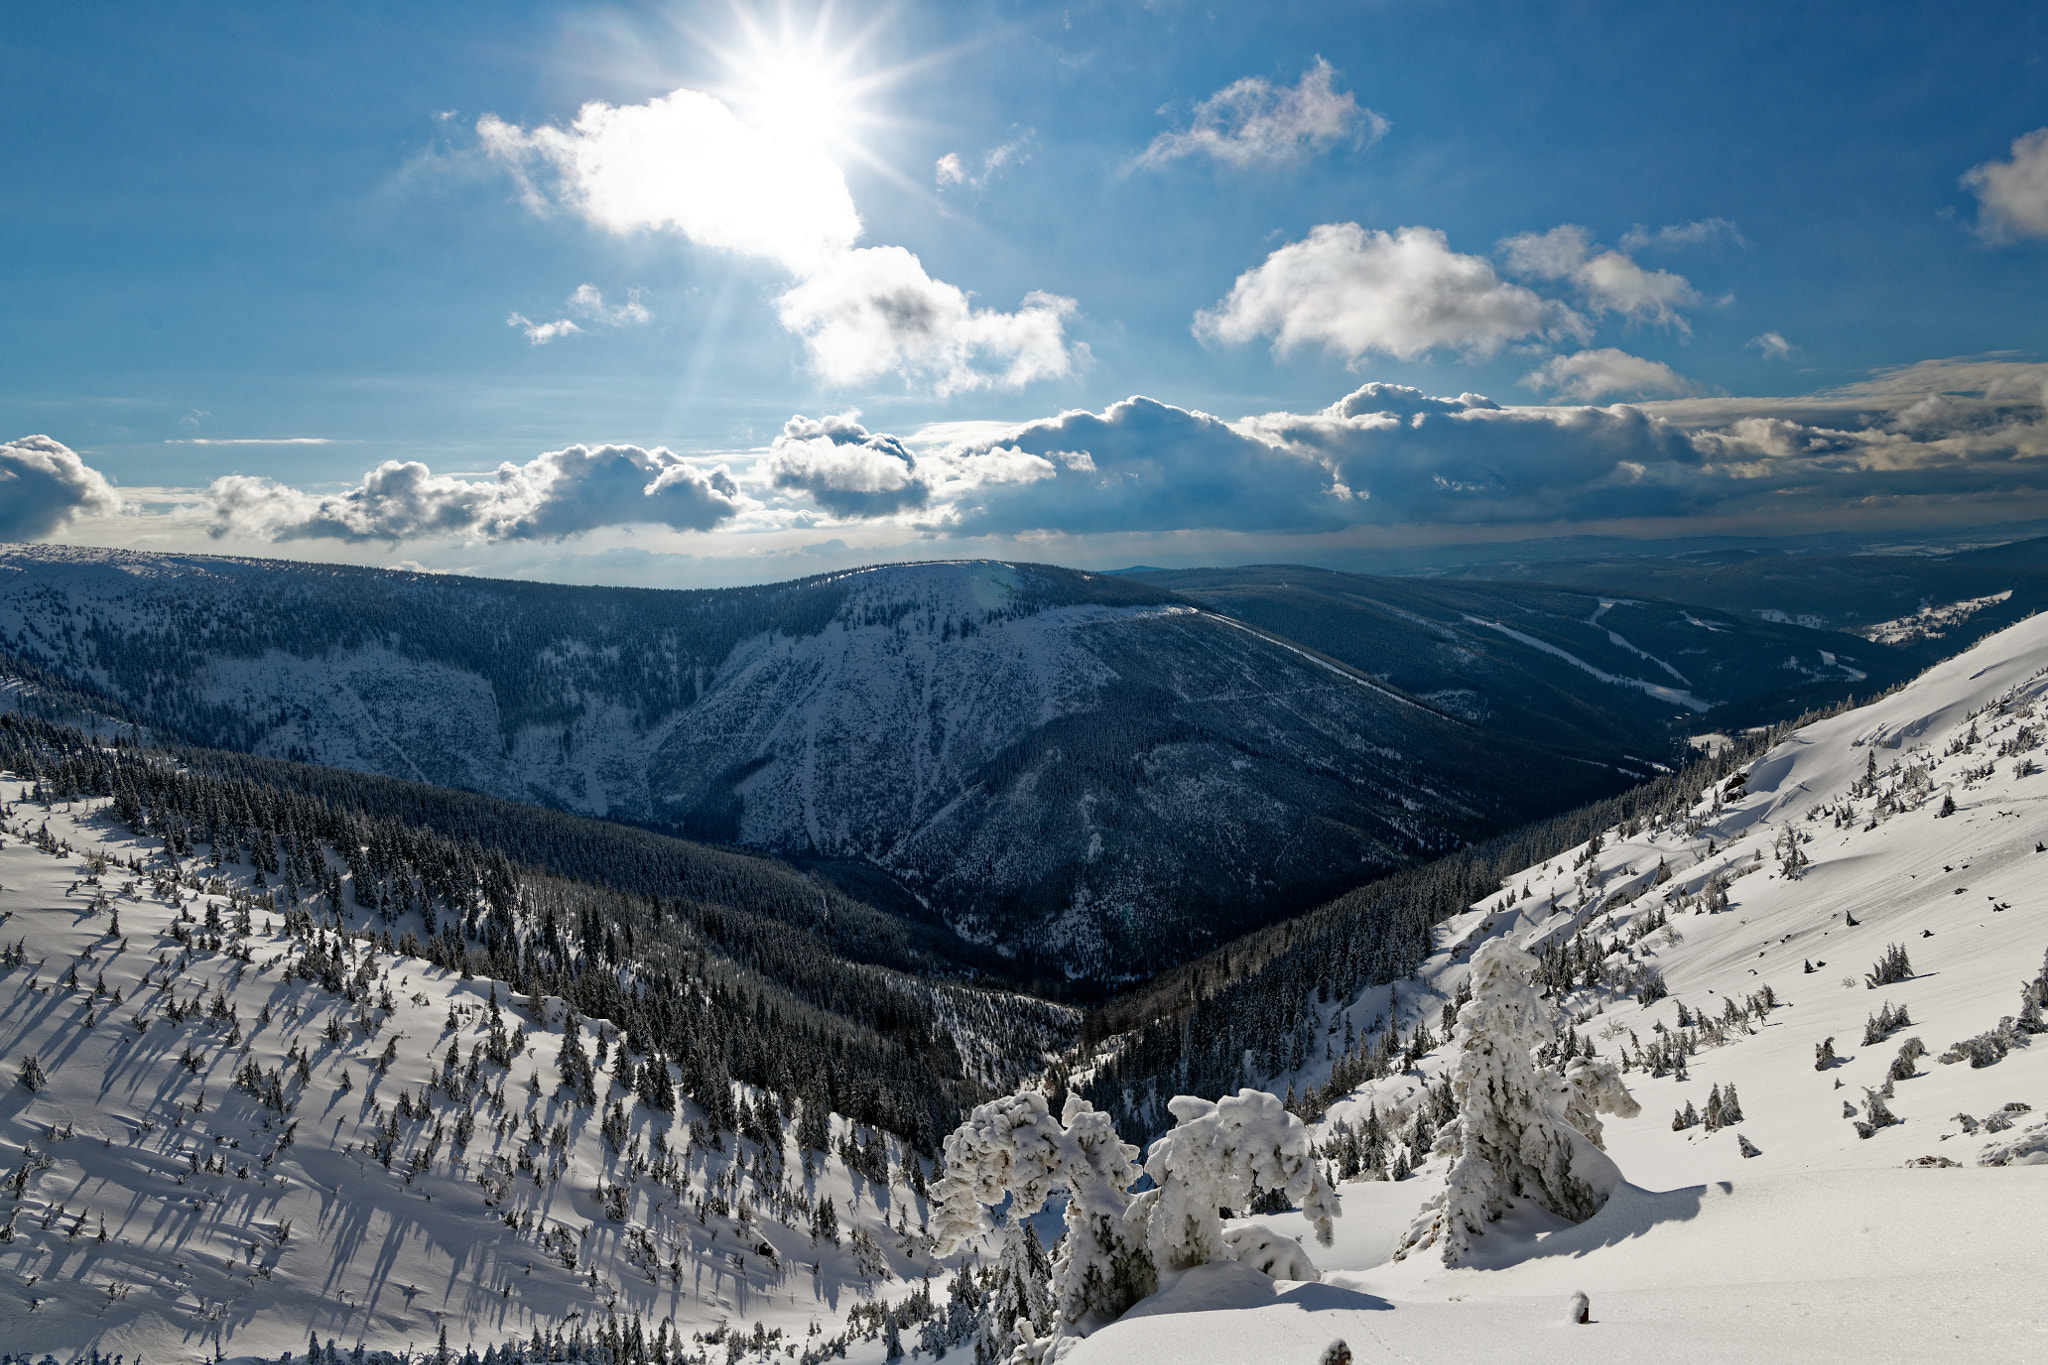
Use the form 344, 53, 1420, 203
0, 547, 1629, 981
1074, 610, 2048, 1361
0, 796, 986, 1363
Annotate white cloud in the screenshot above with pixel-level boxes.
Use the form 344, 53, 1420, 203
935, 133, 1036, 191
1499, 225, 1702, 328
1619, 218, 1746, 252
1962, 127, 2048, 241
481, 92, 1076, 392
0, 435, 122, 539
206, 444, 740, 543
163, 437, 337, 445
766, 412, 929, 517
508, 285, 650, 345
776, 248, 1079, 395
477, 91, 860, 273
569, 283, 649, 327
1196, 223, 1575, 363
508, 313, 583, 345
1523, 348, 1698, 401
1749, 331, 1795, 360
1139, 58, 1384, 169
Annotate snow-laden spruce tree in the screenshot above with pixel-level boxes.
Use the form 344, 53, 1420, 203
976, 1221, 1053, 1364
1395, 939, 1635, 1266
1125, 1089, 1341, 1279
931, 1090, 1153, 1353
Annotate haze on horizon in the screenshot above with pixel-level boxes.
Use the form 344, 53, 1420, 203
5, 1, 2048, 589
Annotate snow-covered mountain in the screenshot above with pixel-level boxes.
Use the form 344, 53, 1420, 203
0, 547, 1631, 981
1063, 605, 2048, 1361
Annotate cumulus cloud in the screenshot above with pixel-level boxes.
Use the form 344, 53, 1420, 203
1196, 224, 1576, 362
767, 412, 929, 517
0, 435, 122, 539
1139, 58, 1385, 169
206, 443, 739, 543
929, 397, 1342, 536
776, 249, 1078, 395
509, 284, 650, 345
1499, 225, 1702, 328
1749, 331, 1795, 360
1619, 218, 1746, 252
1962, 127, 2048, 241
1523, 348, 1698, 401
481, 92, 1076, 392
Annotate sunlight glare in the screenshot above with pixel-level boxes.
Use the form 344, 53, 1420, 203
749, 49, 852, 145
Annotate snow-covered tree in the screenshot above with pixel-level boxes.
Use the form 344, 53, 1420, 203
1561, 1055, 1640, 1150
1125, 1088, 1341, 1278
1394, 939, 1632, 1267
932, 1090, 1152, 1353
937, 1084, 1342, 1356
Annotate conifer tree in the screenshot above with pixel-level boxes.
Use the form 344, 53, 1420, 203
1395, 940, 1633, 1267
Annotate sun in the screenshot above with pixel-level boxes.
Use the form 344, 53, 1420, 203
746, 48, 856, 144
715, 5, 879, 151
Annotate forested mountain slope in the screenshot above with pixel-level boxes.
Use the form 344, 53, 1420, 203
1122, 565, 1915, 747
0, 547, 1636, 983
0, 765, 1037, 1362
1442, 535, 2048, 647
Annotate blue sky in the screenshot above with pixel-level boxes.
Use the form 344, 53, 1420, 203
5, 1, 2048, 585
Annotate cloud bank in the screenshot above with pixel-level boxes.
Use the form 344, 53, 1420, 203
480, 91, 1077, 393
0, 436, 122, 540
27, 358, 2021, 556
206, 443, 739, 543
1139, 58, 1386, 170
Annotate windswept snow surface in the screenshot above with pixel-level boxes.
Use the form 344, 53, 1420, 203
1080, 611, 2048, 1362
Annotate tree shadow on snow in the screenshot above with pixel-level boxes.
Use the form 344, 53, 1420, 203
1465, 1181, 1725, 1268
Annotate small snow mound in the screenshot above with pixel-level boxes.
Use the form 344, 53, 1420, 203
1221, 1224, 1321, 1282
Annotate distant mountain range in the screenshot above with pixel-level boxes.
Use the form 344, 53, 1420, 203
0, 544, 1951, 983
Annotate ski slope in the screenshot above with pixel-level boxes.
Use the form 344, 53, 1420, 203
1075, 610, 2048, 1362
